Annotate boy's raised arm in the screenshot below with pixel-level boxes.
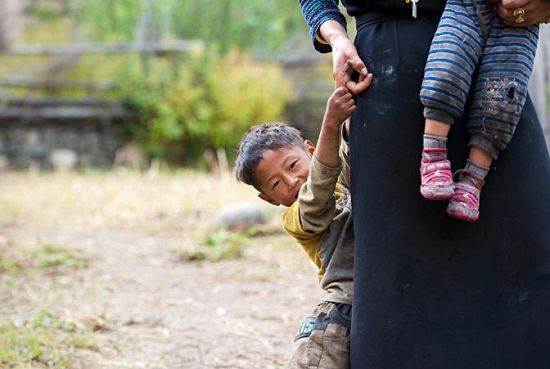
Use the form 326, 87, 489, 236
315, 87, 355, 168
298, 88, 356, 234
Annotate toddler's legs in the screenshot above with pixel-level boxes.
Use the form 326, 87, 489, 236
419, 0, 482, 201
450, 6, 539, 222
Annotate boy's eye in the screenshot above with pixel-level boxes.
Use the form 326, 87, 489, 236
289, 161, 297, 170
272, 180, 281, 190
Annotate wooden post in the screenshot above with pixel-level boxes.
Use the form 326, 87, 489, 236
0, 0, 24, 51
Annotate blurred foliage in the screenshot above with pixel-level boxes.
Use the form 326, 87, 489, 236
119, 50, 293, 164
73, 0, 306, 54
1, 0, 301, 166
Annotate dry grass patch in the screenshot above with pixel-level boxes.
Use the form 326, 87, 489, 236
0, 170, 262, 237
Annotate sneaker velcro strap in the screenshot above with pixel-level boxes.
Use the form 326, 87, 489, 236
454, 181, 481, 199
420, 160, 451, 175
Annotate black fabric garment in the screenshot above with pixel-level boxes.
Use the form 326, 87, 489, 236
349, 15, 550, 369
342, 0, 444, 16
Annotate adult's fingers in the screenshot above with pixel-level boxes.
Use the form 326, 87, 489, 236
494, 4, 518, 26
347, 73, 373, 95
500, 0, 529, 9
348, 55, 369, 77
494, 0, 546, 26
334, 68, 350, 89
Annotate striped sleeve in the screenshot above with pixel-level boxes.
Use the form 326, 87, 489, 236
299, 0, 347, 53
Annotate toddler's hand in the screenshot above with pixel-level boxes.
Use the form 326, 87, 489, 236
324, 87, 356, 129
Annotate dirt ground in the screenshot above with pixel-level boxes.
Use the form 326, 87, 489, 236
0, 171, 322, 369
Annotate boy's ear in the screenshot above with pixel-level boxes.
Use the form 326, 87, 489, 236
258, 192, 280, 206
304, 139, 315, 156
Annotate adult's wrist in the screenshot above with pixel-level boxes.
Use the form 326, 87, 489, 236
319, 20, 349, 47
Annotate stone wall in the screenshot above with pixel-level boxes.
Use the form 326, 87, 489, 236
0, 116, 124, 170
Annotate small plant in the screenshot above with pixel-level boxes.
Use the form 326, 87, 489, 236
0, 255, 23, 274
26, 244, 89, 270
69, 332, 98, 350
0, 310, 97, 369
180, 230, 248, 262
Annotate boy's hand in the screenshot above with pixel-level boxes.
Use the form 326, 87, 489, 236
316, 87, 357, 168
324, 87, 357, 130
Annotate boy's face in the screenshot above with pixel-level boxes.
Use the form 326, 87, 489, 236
255, 140, 315, 207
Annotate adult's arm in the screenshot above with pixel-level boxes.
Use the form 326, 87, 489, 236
299, 0, 373, 94
299, 0, 348, 53
492, 0, 550, 26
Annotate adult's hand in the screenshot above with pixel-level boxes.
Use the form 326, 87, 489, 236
491, 0, 550, 26
331, 37, 374, 94
319, 20, 373, 95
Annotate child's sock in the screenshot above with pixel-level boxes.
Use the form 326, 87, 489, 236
422, 134, 448, 162
463, 159, 490, 186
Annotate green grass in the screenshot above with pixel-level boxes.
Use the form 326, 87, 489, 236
0, 310, 97, 369
0, 255, 23, 273
0, 244, 90, 276
25, 244, 89, 270
180, 230, 248, 262
179, 224, 284, 262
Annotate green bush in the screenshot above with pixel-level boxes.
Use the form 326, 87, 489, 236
120, 50, 293, 165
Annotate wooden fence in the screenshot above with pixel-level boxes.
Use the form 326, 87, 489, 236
0, 40, 202, 169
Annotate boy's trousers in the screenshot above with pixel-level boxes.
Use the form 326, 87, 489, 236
285, 301, 351, 369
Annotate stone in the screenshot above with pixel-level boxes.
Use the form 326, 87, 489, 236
215, 202, 267, 231
49, 149, 78, 171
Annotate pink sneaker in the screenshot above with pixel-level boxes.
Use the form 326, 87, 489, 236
446, 171, 484, 222
420, 155, 454, 200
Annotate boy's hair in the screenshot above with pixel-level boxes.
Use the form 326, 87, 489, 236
235, 122, 304, 190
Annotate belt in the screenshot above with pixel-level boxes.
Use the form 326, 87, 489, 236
356, 10, 442, 31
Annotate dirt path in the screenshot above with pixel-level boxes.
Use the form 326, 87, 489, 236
2, 224, 321, 369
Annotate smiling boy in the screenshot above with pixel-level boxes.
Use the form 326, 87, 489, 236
235, 86, 360, 369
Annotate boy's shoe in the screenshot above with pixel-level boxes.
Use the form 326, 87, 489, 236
446, 170, 484, 222
419, 151, 454, 200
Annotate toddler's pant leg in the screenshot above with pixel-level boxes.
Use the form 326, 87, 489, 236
467, 9, 539, 159
285, 302, 351, 369
420, 0, 483, 125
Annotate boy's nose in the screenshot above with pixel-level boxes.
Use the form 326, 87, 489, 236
286, 175, 300, 189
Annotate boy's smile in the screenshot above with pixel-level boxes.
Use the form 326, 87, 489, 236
255, 141, 315, 207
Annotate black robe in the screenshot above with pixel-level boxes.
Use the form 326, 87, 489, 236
349, 12, 550, 369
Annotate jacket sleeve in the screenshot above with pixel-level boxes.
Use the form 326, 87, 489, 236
298, 0, 347, 53
299, 155, 343, 234
338, 135, 351, 191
